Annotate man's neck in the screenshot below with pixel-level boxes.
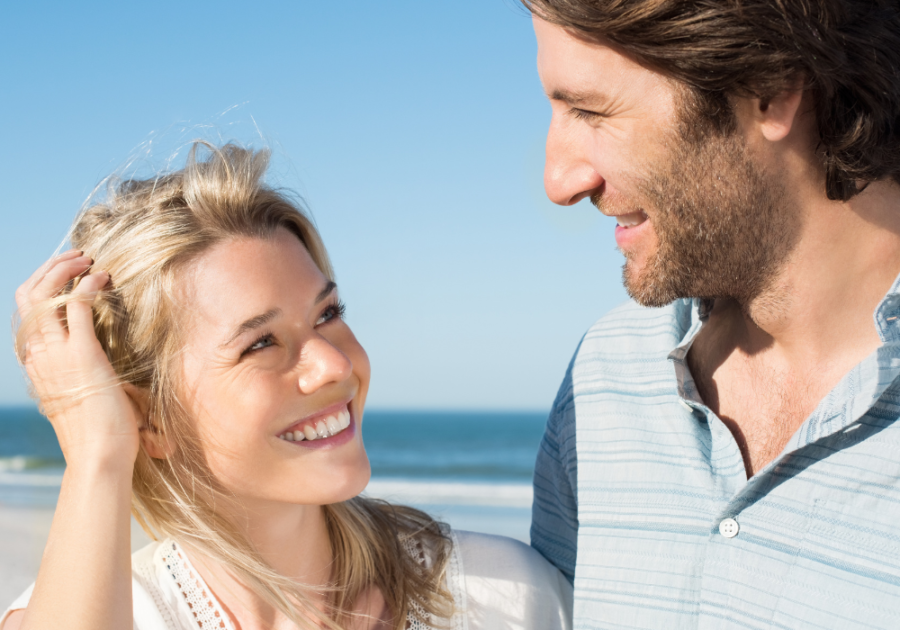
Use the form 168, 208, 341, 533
744, 179, 900, 359
689, 179, 900, 477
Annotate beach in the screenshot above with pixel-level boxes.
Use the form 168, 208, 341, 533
0, 407, 542, 607
0, 478, 532, 606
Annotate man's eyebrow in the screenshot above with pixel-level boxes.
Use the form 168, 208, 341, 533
221, 308, 282, 348
549, 88, 600, 106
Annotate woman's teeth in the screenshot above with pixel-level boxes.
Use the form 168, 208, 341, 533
616, 211, 648, 228
279, 409, 351, 442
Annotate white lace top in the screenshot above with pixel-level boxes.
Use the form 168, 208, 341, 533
3, 529, 571, 630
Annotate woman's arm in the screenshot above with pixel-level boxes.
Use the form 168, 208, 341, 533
9, 251, 143, 630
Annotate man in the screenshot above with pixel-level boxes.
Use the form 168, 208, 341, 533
524, 0, 900, 628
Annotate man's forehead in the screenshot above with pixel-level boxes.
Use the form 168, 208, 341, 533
534, 17, 671, 105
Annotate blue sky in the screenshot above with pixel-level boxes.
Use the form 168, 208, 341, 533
0, 0, 627, 410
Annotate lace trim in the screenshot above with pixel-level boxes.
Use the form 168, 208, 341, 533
160, 531, 465, 630
403, 528, 467, 630
160, 541, 235, 630
445, 531, 467, 630
134, 555, 179, 630
403, 534, 432, 630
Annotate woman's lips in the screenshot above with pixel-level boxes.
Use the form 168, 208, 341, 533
276, 404, 355, 449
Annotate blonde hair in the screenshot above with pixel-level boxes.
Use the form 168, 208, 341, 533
15, 142, 453, 629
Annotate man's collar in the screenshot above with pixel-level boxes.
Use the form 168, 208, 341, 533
874, 271, 900, 344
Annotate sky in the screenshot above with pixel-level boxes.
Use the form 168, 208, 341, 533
0, 0, 628, 411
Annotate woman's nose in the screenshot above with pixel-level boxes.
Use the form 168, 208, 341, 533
544, 115, 605, 206
297, 336, 353, 394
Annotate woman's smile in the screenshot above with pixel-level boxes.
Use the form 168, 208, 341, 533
277, 402, 356, 448
182, 228, 371, 507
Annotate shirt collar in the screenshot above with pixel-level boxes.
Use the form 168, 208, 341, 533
874, 271, 900, 344
669, 269, 900, 450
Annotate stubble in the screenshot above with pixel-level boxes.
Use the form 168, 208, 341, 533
614, 104, 799, 311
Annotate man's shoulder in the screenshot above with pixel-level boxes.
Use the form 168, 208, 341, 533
577, 298, 695, 362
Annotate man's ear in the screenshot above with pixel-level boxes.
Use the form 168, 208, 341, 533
754, 88, 806, 143
123, 383, 175, 459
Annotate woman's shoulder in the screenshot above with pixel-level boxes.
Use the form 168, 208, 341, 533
2, 540, 181, 630
448, 530, 572, 630
452, 530, 561, 575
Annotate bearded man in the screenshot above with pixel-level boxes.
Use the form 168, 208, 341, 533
523, 0, 900, 628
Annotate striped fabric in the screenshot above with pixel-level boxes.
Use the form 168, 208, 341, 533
531, 291, 900, 629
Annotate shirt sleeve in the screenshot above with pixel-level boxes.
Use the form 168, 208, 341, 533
530, 355, 579, 585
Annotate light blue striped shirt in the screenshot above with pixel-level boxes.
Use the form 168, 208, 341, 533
532, 288, 900, 629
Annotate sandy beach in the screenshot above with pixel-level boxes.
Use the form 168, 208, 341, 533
0, 478, 532, 608
0, 506, 153, 608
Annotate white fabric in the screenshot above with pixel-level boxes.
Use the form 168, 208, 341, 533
2, 529, 571, 630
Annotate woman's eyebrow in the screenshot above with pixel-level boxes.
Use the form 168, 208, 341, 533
221, 308, 282, 348
219, 282, 337, 348
316, 280, 337, 303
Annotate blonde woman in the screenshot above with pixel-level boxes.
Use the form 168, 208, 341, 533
1, 143, 571, 630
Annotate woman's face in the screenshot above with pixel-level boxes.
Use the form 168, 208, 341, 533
176, 228, 371, 507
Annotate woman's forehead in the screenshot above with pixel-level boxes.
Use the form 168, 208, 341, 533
177, 231, 325, 344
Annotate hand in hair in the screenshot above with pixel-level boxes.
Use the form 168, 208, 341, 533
15, 249, 146, 469
10, 250, 144, 630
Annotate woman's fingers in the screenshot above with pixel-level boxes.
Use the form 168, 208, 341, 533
66, 271, 109, 344
32, 255, 94, 302
30, 256, 95, 341
15, 250, 84, 314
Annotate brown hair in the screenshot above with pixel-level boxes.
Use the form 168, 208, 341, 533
16, 142, 453, 629
522, 0, 900, 201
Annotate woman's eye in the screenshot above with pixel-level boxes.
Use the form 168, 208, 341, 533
243, 334, 275, 355
316, 300, 347, 326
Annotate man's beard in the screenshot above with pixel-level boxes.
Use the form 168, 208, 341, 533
598, 107, 799, 309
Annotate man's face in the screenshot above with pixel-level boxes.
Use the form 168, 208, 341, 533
534, 18, 795, 306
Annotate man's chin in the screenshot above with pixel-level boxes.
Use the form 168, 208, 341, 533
621, 259, 681, 308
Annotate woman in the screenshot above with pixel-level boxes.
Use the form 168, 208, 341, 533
2, 143, 571, 630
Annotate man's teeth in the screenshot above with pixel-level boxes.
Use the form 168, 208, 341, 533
279, 409, 352, 442
616, 212, 648, 228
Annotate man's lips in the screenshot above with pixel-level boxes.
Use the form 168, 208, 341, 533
613, 211, 651, 249
613, 210, 648, 228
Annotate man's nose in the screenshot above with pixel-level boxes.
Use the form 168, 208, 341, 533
544, 115, 605, 206
297, 337, 353, 395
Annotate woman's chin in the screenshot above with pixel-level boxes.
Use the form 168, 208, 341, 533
323, 461, 372, 505
284, 458, 372, 506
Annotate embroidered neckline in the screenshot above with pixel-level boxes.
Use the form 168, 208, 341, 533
160, 540, 235, 630
159, 531, 464, 630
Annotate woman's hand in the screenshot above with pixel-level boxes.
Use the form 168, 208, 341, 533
11, 250, 141, 630
15, 249, 143, 472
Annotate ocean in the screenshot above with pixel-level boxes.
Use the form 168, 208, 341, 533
0, 406, 549, 540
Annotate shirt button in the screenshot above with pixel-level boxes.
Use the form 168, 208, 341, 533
719, 518, 740, 538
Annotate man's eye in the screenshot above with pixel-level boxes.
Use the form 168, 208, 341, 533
571, 108, 603, 122
243, 334, 275, 355
316, 300, 347, 326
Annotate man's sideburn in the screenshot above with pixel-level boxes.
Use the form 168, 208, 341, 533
619, 90, 801, 310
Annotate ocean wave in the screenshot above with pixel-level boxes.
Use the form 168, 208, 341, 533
0, 455, 64, 474
363, 478, 533, 508
0, 470, 534, 508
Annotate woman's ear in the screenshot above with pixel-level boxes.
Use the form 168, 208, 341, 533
123, 383, 175, 459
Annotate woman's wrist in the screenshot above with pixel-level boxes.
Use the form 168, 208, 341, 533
63, 449, 136, 485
